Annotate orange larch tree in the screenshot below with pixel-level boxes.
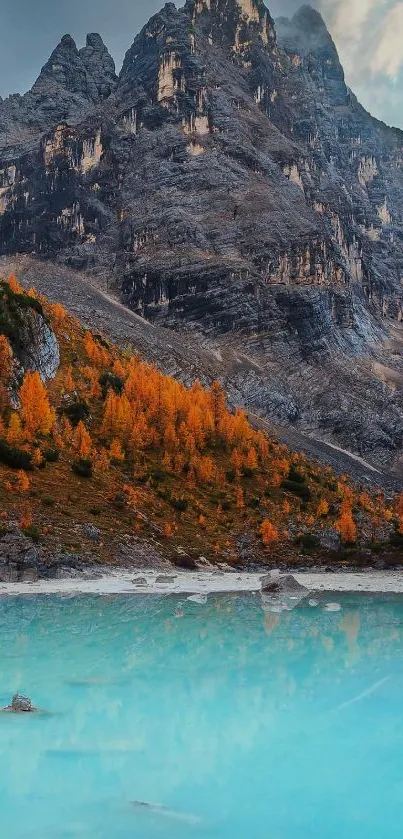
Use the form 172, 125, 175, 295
72, 421, 92, 460
260, 520, 279, 548
336, 508, 357, 544
16, 470, 30, 493
7, 274, 23, 294
19, 371, 55, 438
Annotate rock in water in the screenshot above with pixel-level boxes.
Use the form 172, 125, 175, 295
260, 572, 310, 613
3, 694, 37, 713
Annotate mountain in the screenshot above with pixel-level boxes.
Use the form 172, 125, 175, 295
1, 1, 403, 474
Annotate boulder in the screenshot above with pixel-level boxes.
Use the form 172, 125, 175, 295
3, 694, 37, 712
0, 527, 41, 582
260, 571, 310, 613
81, 524, 101, 543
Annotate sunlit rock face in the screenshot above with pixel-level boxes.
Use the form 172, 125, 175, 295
1, 3, 403, 463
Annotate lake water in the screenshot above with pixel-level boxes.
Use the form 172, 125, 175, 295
0, 592, 402, 838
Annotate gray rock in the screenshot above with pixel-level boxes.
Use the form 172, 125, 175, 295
0, 528, 41, 582
155, 575, 177, 583
81, 524, 101, 544
260, 572, 308, 594
3, 694, 36, 713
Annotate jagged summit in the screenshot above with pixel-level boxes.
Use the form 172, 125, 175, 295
79, 33, 118, 99
276, 4, 339, 55
32, 34, 99, 102
188, 0, 276, 48
292, 4, 329, 30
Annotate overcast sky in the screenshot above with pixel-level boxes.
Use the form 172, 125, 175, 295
2, 0, 403, 129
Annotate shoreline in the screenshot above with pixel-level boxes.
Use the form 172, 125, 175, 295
0, 569, 403, 596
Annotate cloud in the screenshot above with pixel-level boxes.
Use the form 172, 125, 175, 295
326, 0, 381, 35
309, 0, 403, 126
371, 2, 403, 79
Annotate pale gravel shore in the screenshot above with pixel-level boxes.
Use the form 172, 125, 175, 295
1, 569, 403, 596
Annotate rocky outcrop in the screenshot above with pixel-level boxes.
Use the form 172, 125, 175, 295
1, 4, 403, 469
0, 526, 40, 582
0, 281, 59, 381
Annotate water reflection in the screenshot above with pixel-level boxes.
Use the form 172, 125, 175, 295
0, 593, 402, 839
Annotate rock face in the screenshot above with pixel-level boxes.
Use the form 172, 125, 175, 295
0, 526, 40, 582
2, 3, 403, 468
0, 282, 59, 381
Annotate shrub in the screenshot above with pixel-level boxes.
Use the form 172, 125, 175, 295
170, 496, 189, 512
149, 469, 166, 483
72, 458, 93, 478
241, 466, 254, 479
281, 479, 312, 501
93, 334, 110, 350
99, 372, 124, 397
389, 530, 403, 549
294, 533, 320, 552
226, 468, 236, 483
288, 466, 305, 484
0, 438, 33, 471
41, 496, 56, 507
89, 507, 102, 516
22, 524, 40, 543
59, 400, 90, 427
112, 492, 126, 511
42, 447, 59, 463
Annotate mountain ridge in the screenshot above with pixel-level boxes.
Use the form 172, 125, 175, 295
1, 2, 403, 475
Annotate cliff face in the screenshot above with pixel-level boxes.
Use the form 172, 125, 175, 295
1, 2, 403, 468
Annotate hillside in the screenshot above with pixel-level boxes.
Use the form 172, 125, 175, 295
1, 3, 403, 472
1, 273, 403, 580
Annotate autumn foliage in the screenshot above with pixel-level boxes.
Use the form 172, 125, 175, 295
19, 371, 55, 438
0, 274, 401, 565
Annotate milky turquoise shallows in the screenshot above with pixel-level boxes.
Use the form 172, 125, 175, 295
0, 593, 402, 838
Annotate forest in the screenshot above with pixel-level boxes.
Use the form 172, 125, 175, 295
1, 273, 402, 567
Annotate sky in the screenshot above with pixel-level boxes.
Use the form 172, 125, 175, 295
1, 0, 403, 129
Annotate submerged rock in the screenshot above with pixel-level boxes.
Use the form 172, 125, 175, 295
187, 594, 208, 604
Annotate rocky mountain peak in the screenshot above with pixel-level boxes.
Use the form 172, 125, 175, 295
276, 3, 347, 105
32, 34, 99, 102
276, 4, 340, 59
189, 0, 275, 50
79, 33, 118, 99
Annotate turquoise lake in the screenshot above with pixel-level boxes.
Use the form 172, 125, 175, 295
0, 592, 402, 838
